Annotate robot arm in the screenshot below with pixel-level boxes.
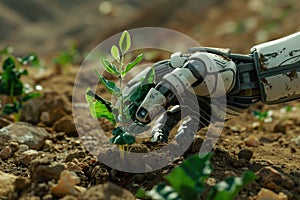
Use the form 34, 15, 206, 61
125, 32, 300, 143
136, 32, 300, 124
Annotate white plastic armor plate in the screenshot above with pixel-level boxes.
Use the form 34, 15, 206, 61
251, 32, 300, 103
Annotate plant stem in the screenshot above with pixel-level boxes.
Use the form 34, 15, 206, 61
119, 55, 125, 131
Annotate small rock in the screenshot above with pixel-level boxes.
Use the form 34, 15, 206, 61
14, 177, 31, 191
60, 195, 78, 200
0, 146, 12, 159
256, 167, 294, 192
65, 151, 86, 162
291, 135, 300, 146
43, 139, 53, 151
16, 144, 30, 155
256, 188, 288, 200
232, 158, 249, 168
66, 162, 82, 172
191, 135, 204, 153
21, 92, 71, 124
53, 115, 77, 136
40, 112, 50, 124
30, 158, 65, 183
7, 141, 19, 152
0, 171, 17, 199
0, 122, 49, 150
81, 183, 135, 200
274, 119, 293, 134
0, 118, 12, 128
238, 149, 253, 161
50, 170, 80, 198
42, 194, 53, 200
19, 150, 39, 166
90, 165, 110, 185
49, 108, 68, 125
244, 135, 260, 147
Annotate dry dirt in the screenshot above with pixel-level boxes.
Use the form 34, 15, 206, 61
0, 0, 300, 200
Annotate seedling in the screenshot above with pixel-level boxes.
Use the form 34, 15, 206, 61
280, 105, 295, 113
53, 45, 81, 74
0, 54, 41, 121
136, 153, 256, 200
252, 109, 273, 131
85, 31, 154, 159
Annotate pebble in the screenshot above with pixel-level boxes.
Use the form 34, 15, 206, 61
7, 141, 19, 152
256, 188, 288, 200
16, 144, 30, 155
232, 158, 249, 168
238, 149, 253, 161
65, 151, 86, 162
0, 171, 18, 199
14, 177, 31, 191
291, 135, 300, 146
244, 135, 260, 147
19, 150, 39, 166
30, 157, 65, 183
43, 139, 53, 151
0, 146, 12, 159
49, 108, 68, 126
50, 170, 80, 198
40, 111, 50, 124
21, 92, 71, 124
256, 167, 294, 191
273, 119, 293, 134
0, 122, 49, 150
0, 118, 12, 128
53, 115, 77, 137
59, 195, 78, 200
81, 183, 135, 200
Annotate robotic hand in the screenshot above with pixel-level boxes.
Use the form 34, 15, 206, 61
127, 32, 300, 143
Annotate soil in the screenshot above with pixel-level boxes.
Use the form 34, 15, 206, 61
0, 0, 300, 200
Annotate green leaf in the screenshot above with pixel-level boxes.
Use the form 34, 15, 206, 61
22, 92, 41, 102
122, 54, 143, 76
0, 46, 14, 55
146, 183, 181, 200
135, 188, 148, 199
112, 126, 123, 136
207, 171, 256, 200
119, 30, 131, 54
95, 70, 120, 94
111, 45, 120, 63
144, 67, 155, 84
2, 104, 18, 115
17, 53, 39, 66
0, 57, 24, 96
129, 84, 153, 102
165, 153, 212, 200
109, 131, 135, 145
100, 58, 119, 76
85, 88, 115, 124
2, 57, 15, 71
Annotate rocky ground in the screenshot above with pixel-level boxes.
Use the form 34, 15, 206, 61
1, 0, 300, 200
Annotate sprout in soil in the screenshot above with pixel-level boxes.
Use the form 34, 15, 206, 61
85, 30, 153, 161
0, 53, 42, 121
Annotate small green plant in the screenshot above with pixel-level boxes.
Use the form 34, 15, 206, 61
85, 31, 154, 152
280, 105, 295, 113
0, 54, 41, 121
53, 45, 81, 73
136, 153, 256, 200
252, 109, 273, 131
0, 46, 14, 57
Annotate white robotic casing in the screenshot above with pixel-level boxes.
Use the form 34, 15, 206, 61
251, 32, 300, 104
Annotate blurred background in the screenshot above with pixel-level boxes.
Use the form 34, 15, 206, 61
0, 0, 300, 56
